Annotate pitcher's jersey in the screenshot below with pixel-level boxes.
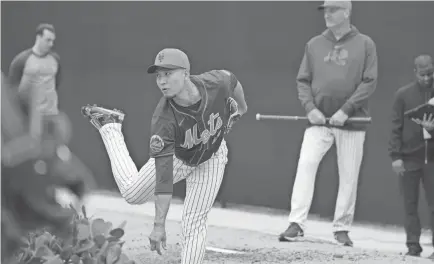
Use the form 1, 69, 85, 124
149, 70, 238, 166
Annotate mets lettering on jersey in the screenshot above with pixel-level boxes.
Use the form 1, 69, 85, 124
181, 113, 223, 149
149, 70, 238, 166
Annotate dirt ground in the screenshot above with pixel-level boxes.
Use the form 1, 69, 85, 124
94, 209, 434, 264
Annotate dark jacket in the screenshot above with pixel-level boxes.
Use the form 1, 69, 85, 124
388, 81, 434, 167
296, 25, 378, 131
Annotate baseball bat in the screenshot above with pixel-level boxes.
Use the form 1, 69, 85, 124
255, 113, 372, 124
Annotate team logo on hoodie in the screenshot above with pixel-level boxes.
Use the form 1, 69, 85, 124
324, 45, 348, 66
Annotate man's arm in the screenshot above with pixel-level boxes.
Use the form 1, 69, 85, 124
232, 80, 248, 115
388, 91, 404, 161
427, 98, 434, 136
296, 43, 316, 114
11, 52, 43, 139
149, 114, 176, 226
52, 52, 62, 91
8, 52, 27, 89
28, 86, 43, 139
340, 37, 378, 116
56, 63, 62, 91
7, 53, 43, 139
220, 70, 248, 115
154, 155, 174, 226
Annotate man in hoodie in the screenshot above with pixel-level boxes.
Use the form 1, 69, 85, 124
279, 0, 378, 246
389, 55, 434, 258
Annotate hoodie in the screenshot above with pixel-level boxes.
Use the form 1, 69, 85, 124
297, 26, 378, 130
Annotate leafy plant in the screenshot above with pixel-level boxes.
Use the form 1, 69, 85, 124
15, 204, 135, 264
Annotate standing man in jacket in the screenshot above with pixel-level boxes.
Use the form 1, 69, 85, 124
279, 0, 378, 247
389, 54, 434, 258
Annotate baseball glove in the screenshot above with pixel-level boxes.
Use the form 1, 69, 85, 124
225, 97, 241, 134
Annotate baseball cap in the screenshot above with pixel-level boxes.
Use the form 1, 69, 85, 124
147, 48, 190, 74
318, 0, 352, 10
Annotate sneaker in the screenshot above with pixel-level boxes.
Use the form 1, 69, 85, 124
279, 222, 304, 241
405, 244, 422, 257
334, 231, 353, 247
81, 104, 125, 130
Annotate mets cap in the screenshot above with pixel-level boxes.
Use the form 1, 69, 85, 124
318, 0, 352, 10
147, 48, 190, 74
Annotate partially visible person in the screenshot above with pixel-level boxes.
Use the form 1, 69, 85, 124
1, 72, 94, 263
7, 23, 68, 141
388, 55, 434, 258
279, 0, 378, 247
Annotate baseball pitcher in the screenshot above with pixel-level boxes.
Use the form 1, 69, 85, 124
81, 48, 247, 264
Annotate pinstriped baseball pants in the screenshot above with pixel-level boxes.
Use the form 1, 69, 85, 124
288, 126, 366, 232
99, 123, 228, 264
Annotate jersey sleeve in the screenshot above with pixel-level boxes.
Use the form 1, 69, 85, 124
216, 69, 239, 97
154, 155, 174, 194
8, 50, 30, 89
149, 116, 175, 158
202, 69, 239, 97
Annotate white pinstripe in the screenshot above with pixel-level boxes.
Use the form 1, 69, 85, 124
99, 123, 228, 264
288, 125, 366, 232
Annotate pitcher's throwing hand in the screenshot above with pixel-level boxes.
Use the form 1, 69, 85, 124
149, 223, 167, 255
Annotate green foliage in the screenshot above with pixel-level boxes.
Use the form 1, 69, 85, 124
15, 205, 135, 264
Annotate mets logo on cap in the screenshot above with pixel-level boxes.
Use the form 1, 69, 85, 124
158, 52, 165, 63
150, 135, 164, 153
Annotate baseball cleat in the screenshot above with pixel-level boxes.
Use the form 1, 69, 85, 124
278, 222, 304, 242
81, 104, 125, 130
405, 244, 422, 257
333, 231, 354, 247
